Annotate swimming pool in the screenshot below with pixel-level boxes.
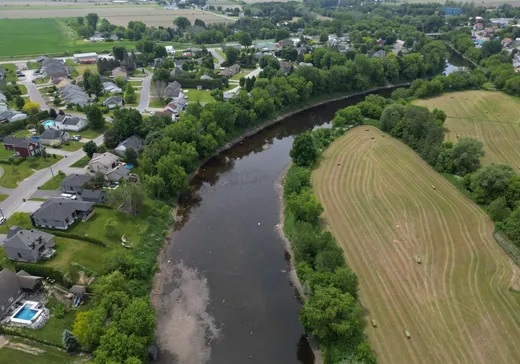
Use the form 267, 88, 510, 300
42, 120, 55, 127
10, 301, 43, 324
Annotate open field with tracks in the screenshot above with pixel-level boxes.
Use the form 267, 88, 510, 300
311, 126, 520, 364
0, 4, 235, 26
415, 90, 520, 170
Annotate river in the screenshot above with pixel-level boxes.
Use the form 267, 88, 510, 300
154, 52, 470, 364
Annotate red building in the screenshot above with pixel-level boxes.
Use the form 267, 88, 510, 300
3, 136, 41, 157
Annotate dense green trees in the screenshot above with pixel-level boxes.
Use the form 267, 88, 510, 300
290, 132, 318, 167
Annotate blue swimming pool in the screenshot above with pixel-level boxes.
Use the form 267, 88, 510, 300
42, 120, 55, 127
13, 304, 38, 321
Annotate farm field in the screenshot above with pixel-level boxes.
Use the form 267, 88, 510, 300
0, 6, 235, 27
414, 90, 520, 170
311, 126, 520, 364
0, 18, 137, 57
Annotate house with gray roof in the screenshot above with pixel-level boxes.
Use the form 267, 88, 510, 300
106, 165, 129, 182
54, 115, 88, 132
200, 74, 214, 80
164, 81, 183, 98
103, 96, 123, 109
39, 129, 69, 146
0, 110, 27, 123
30, 199, 95, 230
60, 174, 93, 194
41, 58, 69, 83
58, 84, 90, 107
80, 189, 106, 203
3, 136, 41, 157
218, 64, 241, 77
89, 152, 120, 174
3, 226, 55, 263
114, 135, 144, 157
0, 66, 5, 80
0, 268, 42, 318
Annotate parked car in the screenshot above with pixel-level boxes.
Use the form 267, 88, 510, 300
71, 135, 81, 141
60, 193, 77, 200
0, 217, 5, 225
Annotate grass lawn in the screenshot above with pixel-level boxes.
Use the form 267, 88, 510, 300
149, 97, 168, 108
230, 71, 249, 81
0, 143, 17, 159
13, 130, 32, 138
414, 90, 520, 171
17, 84, 28, 95
34, 77, 50, 85
129, 80, 143, 87
69, 207, 148, 248
216, 48, 226, 61
0, 212, 32, 234
0, 155, 63, 188
0, 193, 8, 202
40, 173, 66, 190
184, 89, 215, 103
0, 337, 84, 364
53, 141, 84, 152
28, 197, 47, 201
77, 126, 109, 139
311, 126, 520, 364
27, 61, 39, 70
2, 64, 19, 82
70, 155, 90, 168
42, 236, 107, 274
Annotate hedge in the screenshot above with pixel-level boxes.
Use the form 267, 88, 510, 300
13, 262, 68, 287
171, 76, 224, 90
0, 157, 26, 165
49, 231, 108, 248
0, 326, 65, 349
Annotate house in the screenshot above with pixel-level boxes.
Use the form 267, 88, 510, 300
41, 58, 69, 83
89, 152, 120, 174
163, 102, 181, 116
0, 110, 27, 123
89, 32, 118, 42
298, 62, 314, 67
106, 164, 129, 182
3, 226, 56, 263
164, 81, 183, 98
0, 103, 7, 114
80, 189, 107, 203
0, 268, 43, 318
279, 61, 293, 75
170, 67, 184, 77
372, 50, 387, 58
278, 38, 294, 48
104, 96, 123, 109
54, 115, 88, 131
2, 136, 41, 157
165, 46, 175, 55
0, 65, 4, 80
114, 135, 144, 157
31, 199, 95, 230
376, 38, 386, 47
112, 67, 128, 80
223, 91, 238, 101
474, 22, 484, 30
60, 174, 93, 194
70, 285, 87, 298
39, 129, 70, 146
200, 74, 214, 80
102, 82, 123, 94
219, 64, 241, 77
73, 52, 98, 64
0, 92, 6, 103
58, 84, 90, 106
501, 37, 513, 47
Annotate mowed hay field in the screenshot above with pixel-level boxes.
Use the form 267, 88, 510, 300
0, 6, 235, 26
415, 90, 520, 170
311, 126, 520, 364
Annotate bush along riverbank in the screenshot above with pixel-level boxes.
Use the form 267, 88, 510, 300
283, 125, 376, 363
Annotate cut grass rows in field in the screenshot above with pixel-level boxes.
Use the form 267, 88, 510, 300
311, 126, 520, 364
414, 90, 520, 170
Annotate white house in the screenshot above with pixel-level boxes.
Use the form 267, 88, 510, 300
54, 115, 89, 132
73, 52, 98, 64
165, 46, 175, 55
102, 82, 123, 94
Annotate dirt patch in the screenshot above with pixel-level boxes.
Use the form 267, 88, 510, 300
7, 342, 45, 355
0, 335, 8, 349
509, 262, 520, 291
155, 261, 219, 364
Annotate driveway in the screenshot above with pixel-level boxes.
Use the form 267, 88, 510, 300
16, 201, 44, 213
23, 70, 49, 110
209, 48, 225, 68
0, 134, 104, 219
31, 190, 62, 199
245, 68, 262, 79
137, 69, 152, 112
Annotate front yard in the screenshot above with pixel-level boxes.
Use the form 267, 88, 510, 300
0, 155, 63, 188
2, 64, 19, 82
52, 141, 84, 152
77, 125, 110, 140
70, 155, 90, 168
39, 172, 66, 190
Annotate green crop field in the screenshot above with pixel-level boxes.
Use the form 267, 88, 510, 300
311, 126, 520, 364
415, 90, 520, 170
0, 18, 137, 58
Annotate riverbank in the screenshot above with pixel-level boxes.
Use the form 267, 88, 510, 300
275, 164, 324, 364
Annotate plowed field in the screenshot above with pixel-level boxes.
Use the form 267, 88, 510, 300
311, 126, 520, 363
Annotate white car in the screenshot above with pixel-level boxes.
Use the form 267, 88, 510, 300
60, 193, 77, 200
0, 217, 5, 225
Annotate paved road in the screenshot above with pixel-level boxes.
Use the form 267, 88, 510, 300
31, 190, 62, 199
245, 67, 262, 79
209, 48, 225, 68
23, 69, 49, 111
137, 70, 152, 112
0, 134, 104, 219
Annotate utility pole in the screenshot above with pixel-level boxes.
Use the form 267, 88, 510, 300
50, 165, 55, 180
